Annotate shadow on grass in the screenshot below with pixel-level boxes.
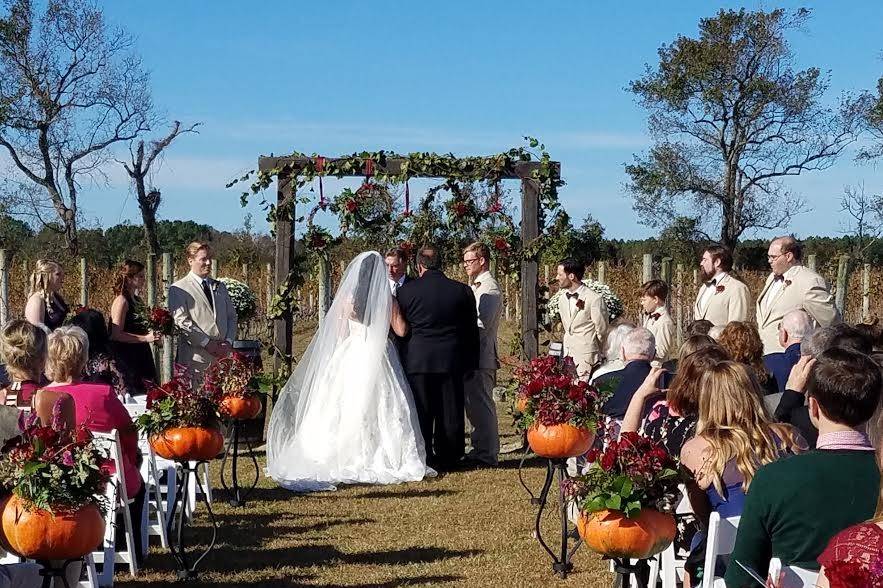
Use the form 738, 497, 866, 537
354, 488, 459, 500
496, 453, 546, 470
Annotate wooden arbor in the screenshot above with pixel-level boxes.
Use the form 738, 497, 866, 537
257, 154, 558, 376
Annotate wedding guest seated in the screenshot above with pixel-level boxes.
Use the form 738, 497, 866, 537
775, 323, 873, 447
69, 308, 137, 400
765, 309, 812, 392
854, 319, 883, 352
595, 327, 655, 420
0, 320, 48, 407
686, 319, 713, 337
681, 361, 804, 587
724, 348, 881, 587
590, 322, 635, 382
621, 335, 728, 458
42, 325, 145, 560
718, 321, 778, 395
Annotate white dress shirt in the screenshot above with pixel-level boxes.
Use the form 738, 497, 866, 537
698, 272, 727, 313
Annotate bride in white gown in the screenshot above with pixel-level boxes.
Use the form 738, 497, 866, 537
266, 251, 435, 491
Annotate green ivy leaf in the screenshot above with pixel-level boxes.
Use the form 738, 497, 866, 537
605, 494, 622, 511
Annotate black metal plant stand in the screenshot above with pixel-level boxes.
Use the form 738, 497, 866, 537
166, 460, 219, 581
608, 557, 651, 588
533, 458, 582, 579
220, 419, 260, 507
36, 558, 80, 588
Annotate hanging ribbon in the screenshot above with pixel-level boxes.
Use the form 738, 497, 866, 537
404, 181, 410, 215
315, 156, 326, 207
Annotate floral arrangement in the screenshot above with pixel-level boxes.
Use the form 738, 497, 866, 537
303, 225, 340, 255
136, 366, 221, 438
562, 431, 680, 518
332, 184, 393, 232
203, 352, 259, 399
513, 356, 608, 431
218, 277, 258, 323
0, 404, 109, 513
546, 278, 624, 321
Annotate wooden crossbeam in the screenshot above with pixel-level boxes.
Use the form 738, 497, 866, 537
258, 155, 548, 179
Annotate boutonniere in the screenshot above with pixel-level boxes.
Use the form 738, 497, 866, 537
210, 281, 219, 292
715, 285, 725, 294
575, 299, 585, 311
783, 279, 792, 289
650, 312, 661, 321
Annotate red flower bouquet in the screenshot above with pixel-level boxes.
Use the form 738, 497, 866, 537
135, 303, 175, 337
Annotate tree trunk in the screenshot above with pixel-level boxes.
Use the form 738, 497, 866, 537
134, 178, 161, 256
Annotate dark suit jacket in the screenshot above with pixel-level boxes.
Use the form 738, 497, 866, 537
765, 343, 802, 393
595, 360, 653, 420
396, 270, 479, 374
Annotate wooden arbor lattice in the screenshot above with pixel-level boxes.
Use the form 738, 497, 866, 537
258, 154, 558, 375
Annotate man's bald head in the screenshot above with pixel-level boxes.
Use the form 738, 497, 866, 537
779, 309, 812, 348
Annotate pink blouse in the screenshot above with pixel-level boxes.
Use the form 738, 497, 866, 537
47, 382, 143, 498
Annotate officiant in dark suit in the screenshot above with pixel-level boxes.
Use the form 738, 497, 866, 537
396, 246, 479, 471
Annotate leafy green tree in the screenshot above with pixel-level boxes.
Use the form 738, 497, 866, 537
0, 213, 32, 254
626, 8, 865, 250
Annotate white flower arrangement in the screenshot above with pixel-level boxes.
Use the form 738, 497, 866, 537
547, 278, 624, 322
219, 277, 258, 323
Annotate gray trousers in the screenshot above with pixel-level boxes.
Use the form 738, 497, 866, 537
464, 369, 499, 464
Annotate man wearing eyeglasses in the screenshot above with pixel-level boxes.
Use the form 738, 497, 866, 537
461, 242, 502, 467
756, 236, 839, 359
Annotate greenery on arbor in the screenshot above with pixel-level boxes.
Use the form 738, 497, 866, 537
625, 8, 866, 251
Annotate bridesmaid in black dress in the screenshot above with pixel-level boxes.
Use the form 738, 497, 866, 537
109, 260, 160, 396
24, 259, 69, 332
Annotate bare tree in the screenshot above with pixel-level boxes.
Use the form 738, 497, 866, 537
0, 0, 153, 253
626, 9, 865, 250
840, 183, 883, 259
121, 121, 200, 255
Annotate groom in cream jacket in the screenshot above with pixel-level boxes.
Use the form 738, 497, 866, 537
168, 242, 238, 381
556, 259, 608, 380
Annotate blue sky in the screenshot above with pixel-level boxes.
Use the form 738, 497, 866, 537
80, 0, 883, 240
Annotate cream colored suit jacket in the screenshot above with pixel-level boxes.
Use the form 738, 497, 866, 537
693, 273, 751, 327
559, 285, 608, 378
471, 271, 502, 371
644, 308, 675, 362
169, 272, 238, 374
755, 265, 839, 354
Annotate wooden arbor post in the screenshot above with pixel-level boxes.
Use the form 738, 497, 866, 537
257, 155, 556, 376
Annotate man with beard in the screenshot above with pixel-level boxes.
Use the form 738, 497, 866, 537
693, 244, 750, 327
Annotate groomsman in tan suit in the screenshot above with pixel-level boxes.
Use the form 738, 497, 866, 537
756, 236, 839, 358
640, 280, 675, 363
556, 259, 608, 379
694, 244, 751, 327
462, 242, 502, 466
168, 242, 238, 382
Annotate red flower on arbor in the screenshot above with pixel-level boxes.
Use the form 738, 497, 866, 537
453, 202, 468, 217
493, 237, 510, 253
345, 200, 358, 213
488, 200, 503, 213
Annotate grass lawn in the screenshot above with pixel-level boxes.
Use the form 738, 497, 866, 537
117, 319, 613, 587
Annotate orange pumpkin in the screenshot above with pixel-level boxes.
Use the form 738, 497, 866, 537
527, 423, 594, 458
1, 495, 105, 560
220, 395, 262, 420
150, 426, 224, 461
578, 508, 676, 558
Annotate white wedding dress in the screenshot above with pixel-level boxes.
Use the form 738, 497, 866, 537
266, 252, 434, 492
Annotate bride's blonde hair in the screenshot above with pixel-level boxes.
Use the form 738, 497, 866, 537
696, 361, 803, 496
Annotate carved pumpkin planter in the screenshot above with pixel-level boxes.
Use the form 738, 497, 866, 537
220, 395, 262, 420
578, 508, 676, 558
527, 423, 594, 458
0, 495, 104, 560
150, 426, 224, 461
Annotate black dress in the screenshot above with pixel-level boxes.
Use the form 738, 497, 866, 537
110, 295, 157, 395
44, 293, 69, 331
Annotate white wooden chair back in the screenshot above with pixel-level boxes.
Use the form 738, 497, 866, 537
660, 484, 694, 588
91, 429, 138, 584
768, 557, 819, 588
701, 512, 741, 588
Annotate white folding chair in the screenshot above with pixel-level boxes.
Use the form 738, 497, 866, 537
768, 557, 819, 588
127, 402, 172, 556
77, 553, 100, 588
701, 512, 741, 588
660, 484, 694, 588
92, 429, 138, 586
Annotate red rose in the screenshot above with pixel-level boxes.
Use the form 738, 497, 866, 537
715, 285, 725, 293
453, 202, 468, 217
345, 200, 358, 212
575, 299, 585, 310
310, 234, 327, 248
75, 427, 93, 445
494, 237, 510, 252
567, 386, 584, 402
784, 279, 792, 288
600, 450, 616, 471
33, 426, 58, 447
146, 387, 168, 409
585, 448, 600, 463
488, 201, 503, 213
525, 379, 544, 396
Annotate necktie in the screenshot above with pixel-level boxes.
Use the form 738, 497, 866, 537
704, 279, 716, 288
473, 281, 481, 289
566, 292, 579, 299
773, 274, 784, 282
650, 313, 661, 321
202, 279, 214, 310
